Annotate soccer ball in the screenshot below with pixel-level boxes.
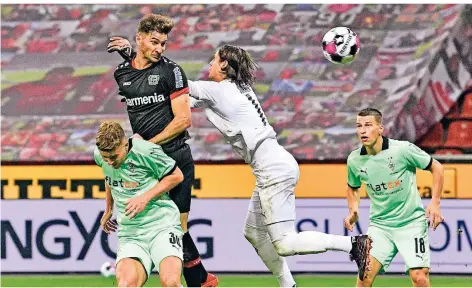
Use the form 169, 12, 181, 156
322, 27, 360, 65
100, 261, 116, 278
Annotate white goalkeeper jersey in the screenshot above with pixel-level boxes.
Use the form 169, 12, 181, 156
188, 79, 277, 164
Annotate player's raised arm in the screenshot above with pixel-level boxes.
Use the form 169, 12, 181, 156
107, 36, 134, 61
188, 80, 219, 102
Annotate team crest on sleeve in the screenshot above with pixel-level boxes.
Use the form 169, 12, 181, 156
148, 75, 160, 86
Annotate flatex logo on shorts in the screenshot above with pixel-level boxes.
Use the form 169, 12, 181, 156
148, 75, 159, 86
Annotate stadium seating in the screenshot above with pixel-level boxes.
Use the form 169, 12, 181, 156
444, 120, 472, 148
417, 122, 444, 148
460, 92, 472, 118
1, 4, 472, 161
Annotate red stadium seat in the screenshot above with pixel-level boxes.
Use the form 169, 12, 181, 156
460, 93, 472, 118
445, 103, 460, 119
417, 122, 444, 148
444, 120, 472, 148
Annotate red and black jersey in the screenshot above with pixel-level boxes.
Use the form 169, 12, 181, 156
114, 56, 189, 153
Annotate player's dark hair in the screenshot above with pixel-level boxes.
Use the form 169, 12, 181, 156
138, 14, 174, 34
96, 121, 126, 152
358, 108, 383, 124
218, 44, 259, 89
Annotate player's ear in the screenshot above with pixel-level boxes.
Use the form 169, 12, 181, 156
220, 60, 228, 70
379, 124, 384, 135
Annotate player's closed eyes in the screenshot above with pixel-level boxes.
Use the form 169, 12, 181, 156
151, 41, 166, 46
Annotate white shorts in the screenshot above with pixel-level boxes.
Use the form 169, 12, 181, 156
247, 138, 299, 225
247, 179, 297, 225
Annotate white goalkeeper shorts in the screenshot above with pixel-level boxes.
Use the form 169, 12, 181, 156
247, 138, 299, 225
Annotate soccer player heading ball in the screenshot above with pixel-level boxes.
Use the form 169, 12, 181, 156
345, 108, 445, 286
109, 25, 372, 285
322, 26, 360, 65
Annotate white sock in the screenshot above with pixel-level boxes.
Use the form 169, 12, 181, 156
268, 221, 353, 255
256, 235, 296, 287
244, 224, 296, 287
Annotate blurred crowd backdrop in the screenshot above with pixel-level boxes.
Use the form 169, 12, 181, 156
2, 4, 472, 161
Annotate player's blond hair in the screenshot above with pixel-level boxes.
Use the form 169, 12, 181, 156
96, 121, 126, 152
138, 14, 174, 35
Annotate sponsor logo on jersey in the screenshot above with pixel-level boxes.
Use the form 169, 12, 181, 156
173, 67, 183, 89
148, 75, 159, 86
125, 93, 165, 106
366, 180, 402, 192
123, 81, 132, 86
105, 176, 139, 188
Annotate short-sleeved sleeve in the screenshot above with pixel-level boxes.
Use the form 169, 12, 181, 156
167, 64, 189, 100
138, 140, 177, 180
403, 142, 432, 170
188, 80, 219, 102
93, 147, 103, 167
347, 156, 361, 189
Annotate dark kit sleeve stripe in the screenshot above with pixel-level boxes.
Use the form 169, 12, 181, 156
170, 87, 189, 100
423, 157, 433, 170
348, 183, 361, 189
159, 163, 178, 181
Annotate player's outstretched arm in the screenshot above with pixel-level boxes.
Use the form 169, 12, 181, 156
124, 167, 184, 219
150, 94, 192, 145
107, 36, 134, 61
344, 186, 360, 232
425, 159, 444, 230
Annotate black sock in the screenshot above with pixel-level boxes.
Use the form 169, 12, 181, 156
183, 232, 208, 287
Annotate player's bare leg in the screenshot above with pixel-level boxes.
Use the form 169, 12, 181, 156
181, 212, 219, 287
409, 267, 430, 287
356, 255, 382, 287
159, 256, 183, 287
180, 212, 189, 232
116, 258, 147, 287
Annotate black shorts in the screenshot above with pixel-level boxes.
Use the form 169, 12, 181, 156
166, 143, 194, 213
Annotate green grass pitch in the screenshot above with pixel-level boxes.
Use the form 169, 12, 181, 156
2, 274, 471, 287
